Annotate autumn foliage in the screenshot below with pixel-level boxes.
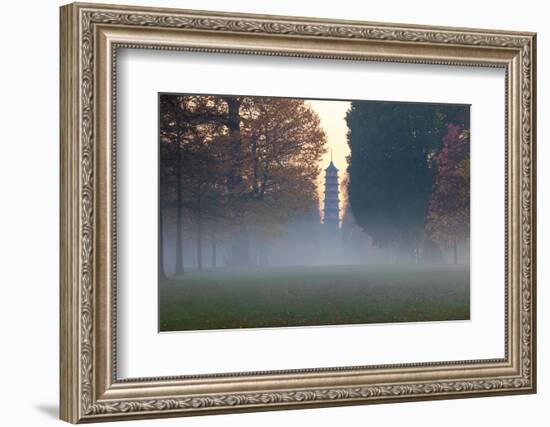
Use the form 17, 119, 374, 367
426, 123, 470, 258
159, 95, 327, 272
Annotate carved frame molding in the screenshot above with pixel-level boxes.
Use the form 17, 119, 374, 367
60, 2, 536, 423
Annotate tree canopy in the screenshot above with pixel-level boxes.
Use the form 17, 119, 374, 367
159, 94, 327, 271
426, 124, 470, 260
345, 101, 469, 258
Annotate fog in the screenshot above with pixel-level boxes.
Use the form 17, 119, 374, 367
160, 206, 469, 276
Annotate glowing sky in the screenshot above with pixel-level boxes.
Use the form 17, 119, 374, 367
306, 100, 352, 222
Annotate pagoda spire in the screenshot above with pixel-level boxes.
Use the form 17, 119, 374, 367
323, 158, 340, 231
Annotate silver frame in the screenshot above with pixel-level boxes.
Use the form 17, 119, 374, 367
60, 2, 536, 423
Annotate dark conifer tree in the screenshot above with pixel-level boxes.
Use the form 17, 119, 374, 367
346, 101, 467, 259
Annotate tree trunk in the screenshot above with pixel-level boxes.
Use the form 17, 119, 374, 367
158, 205, 167, 279
196, 227, 203, 271
196, 184, 203, 272
258, 238, 269, 267
230, 225, 251, 267
223, 97, 252, 268
224, 97, 243, 192
453, 239, 458, 265
174, 103, 185, 276
211, 222, 217, 270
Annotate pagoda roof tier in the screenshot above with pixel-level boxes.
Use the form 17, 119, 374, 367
325, 161, 339, 172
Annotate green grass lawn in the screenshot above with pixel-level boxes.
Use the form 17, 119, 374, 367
159, 265, 470, 332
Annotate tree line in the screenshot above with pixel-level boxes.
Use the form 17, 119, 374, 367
346, 101, 470, 263
159, 95, 327, 276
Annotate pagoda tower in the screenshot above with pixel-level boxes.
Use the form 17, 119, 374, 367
323, 156, 340, 231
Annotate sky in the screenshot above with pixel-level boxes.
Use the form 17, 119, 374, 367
306, 100, 352, 222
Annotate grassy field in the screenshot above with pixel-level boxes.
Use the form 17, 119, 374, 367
159, 265, 470, 332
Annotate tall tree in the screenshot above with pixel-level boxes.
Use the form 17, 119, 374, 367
426, 125, 470, 263
159, 95, 185, 275
346, 101, 467, 259
180, 130, 232, 271
159, 95, 226, 274
233, 97, 327, 265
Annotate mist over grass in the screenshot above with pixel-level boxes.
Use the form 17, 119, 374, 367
159, 264, 469, 332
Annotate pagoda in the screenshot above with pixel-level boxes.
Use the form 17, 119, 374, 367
323, 156, 340, 230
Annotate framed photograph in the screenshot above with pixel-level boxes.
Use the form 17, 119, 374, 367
60, 2, 537, 423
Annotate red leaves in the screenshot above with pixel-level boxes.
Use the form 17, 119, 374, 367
426, 124, 470, 246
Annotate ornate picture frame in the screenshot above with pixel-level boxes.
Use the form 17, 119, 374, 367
60, 2, 536, 423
